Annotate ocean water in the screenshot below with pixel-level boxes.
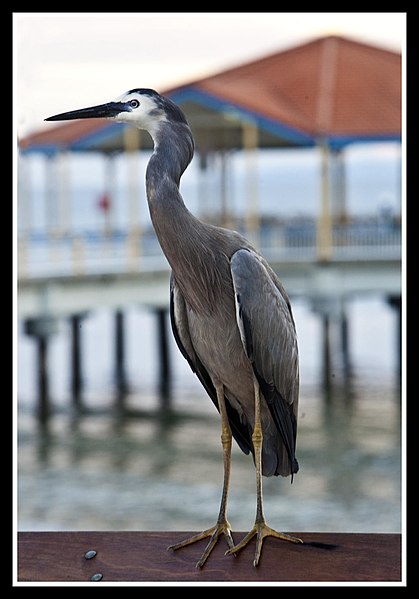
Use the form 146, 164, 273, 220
17, 294, 402, 534
17, 380, 401, 534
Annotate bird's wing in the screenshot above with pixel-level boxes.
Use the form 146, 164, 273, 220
169, 273, 252, 456
230, 249, 299, 475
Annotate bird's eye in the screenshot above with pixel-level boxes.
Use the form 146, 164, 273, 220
129, 99, 140, 109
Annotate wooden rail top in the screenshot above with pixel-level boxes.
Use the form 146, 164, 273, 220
18, 531, 401, 584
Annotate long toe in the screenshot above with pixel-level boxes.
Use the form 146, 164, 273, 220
225, 522, 303, 566
168, 521, 235, 568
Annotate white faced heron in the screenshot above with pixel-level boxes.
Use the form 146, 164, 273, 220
45, 89, 302, 567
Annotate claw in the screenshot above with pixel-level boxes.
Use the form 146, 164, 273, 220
225, 521, 303, 566
168, 520, 235, 568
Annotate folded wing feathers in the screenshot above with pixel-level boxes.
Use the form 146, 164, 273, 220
231, 249, 299, 477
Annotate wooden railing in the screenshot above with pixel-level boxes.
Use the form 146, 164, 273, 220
17, 531, 402, 583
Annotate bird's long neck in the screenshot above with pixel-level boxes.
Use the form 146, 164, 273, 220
145, 122, 223, 313
146, 121, 197, 259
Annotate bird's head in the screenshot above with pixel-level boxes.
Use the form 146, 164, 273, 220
45, 88, 188, 138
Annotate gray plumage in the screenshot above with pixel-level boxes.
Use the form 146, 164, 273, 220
144, 105, 299, 478
45, 88, 301, 566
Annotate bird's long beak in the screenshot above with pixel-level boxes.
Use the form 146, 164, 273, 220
45, 101, 126, 122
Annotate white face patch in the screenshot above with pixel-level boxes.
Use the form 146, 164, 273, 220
112, 91, 168, 137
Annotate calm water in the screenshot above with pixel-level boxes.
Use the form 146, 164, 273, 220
17, 382, 401, 534
17, 296, 402, 534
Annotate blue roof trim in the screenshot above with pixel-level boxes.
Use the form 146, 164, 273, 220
19, 144, 61, 157
71, 122, 125, 151
167, 88, 316, 147
327, 133, 401, 150
168, 87, 401, 150
19, 122, 127, 156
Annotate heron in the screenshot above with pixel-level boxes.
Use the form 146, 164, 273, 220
45, 89, 302, 567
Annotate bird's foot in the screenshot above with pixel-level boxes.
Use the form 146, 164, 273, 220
168, 520, 235, 568
225, 520, 303, 567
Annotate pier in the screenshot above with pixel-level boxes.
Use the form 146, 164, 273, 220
18, 220, 401, 422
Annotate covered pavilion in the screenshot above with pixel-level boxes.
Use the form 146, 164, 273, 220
19, 34, 401, 259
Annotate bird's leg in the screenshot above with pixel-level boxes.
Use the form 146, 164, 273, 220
225, 375, 302, 566
168, 383, 235, 568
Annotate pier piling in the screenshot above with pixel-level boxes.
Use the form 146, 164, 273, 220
70, 313, 86, 411
156, 308, 171, 410
114, 309, 128, 410
24, 317, 58, 425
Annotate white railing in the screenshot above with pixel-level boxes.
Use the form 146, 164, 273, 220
17, 221, 401, 279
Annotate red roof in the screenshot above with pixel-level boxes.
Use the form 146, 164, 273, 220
19, 35, 401, 154
168, 35, 401, 144
18, 118, 126, 154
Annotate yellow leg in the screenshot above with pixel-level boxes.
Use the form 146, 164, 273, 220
168, 383, 235, 568
225, 375, 302, 566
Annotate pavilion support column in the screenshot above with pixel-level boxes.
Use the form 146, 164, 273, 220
124, 126, 142, 270
17, 153, 31, 277
56, 151, 71, 235
316, 142, 333, 262
45, 154, 58, 268
99, 155, 117, 269
332, 148, 348, 225
242, 120, 260, 249
45, 154, 59, 234
197, 147, 211, 221
219, 150, 230, 228
18, 153, 32, 234
102, 154, 116, 236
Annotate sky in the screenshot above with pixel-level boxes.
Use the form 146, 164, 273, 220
14, 12, 406, 138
